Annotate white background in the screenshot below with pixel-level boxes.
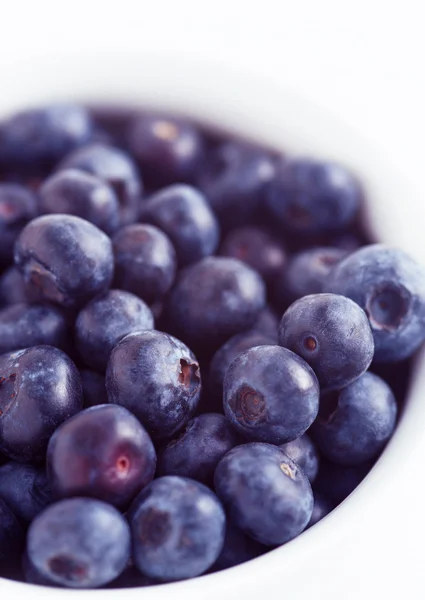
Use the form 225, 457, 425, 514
1, 1, 424, 598
1, 0, 424, 168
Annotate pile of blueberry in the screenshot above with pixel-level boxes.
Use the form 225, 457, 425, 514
1, 103, 425, 589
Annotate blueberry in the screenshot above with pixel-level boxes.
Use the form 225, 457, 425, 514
0, 498, 24, 568
214, 443, 313, 545
0, 183, 38, 266
251, 306, 280, 341
47, 404, 156, 508
130, 476, 225, 581
75, 290, 154, 372
279, 434, 320, 483
39, 169, 120, 234
0, 346, 83, 461
0, 104, 93, 172
22, 551, 57, 586
313, 459, 372, 507
165, 257, 266, 352
14, 214, 114, 309
0, 462, 51, 524
311, 371, 397, 466
307, 492, 333, 528
157, 413, 241, 487
223, 346, 319, 444
274, 246, 347, 308
0, 267, 33, 306
127, 113, 205, 187
26, 498, 130, 588
80, 370, 108, 408
112, 223, 177, 305
325, 244, 425, 362
90, 106, 135, 147
106, 330, 201, 440
0, 303, 68, 355
278, 293, 374, 391
219, 226, 286, 285
265, 158, 362, 235
141, 184, 219, 267
210, 522, 267, 572
58, 143, 142, 225
208, 330, 276, 410
198, 142, 276, 229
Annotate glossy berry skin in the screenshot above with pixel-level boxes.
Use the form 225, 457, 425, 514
312, 372, 397, 466
219, 226, 286, 285
26, 498, 130, 588
274, 246, 347, 308
75, 290, 154, 372
39, 169, 120, 234
157, 413, 241, 487
106, 330, 201, 440
47, 404, 156, 508
279, 293, 374, 391
166, 257, 266, 351
141, 184, 220, 267
224, 345, 319, 444
58, 143, 142, 225
325, 244, 425, 362
313, 460, 372, 507
0, 346, 83, 462
0, 303, 68, 355
198, 142, 276, 229
210, 522, 266, 572
214, 443, 313, 546
127, 113, 205, 187
307, 492, 333, 528
265, 158, 362, 236
112, 223, 177, 305
80, 370, 108, 408
130, 476, 225, 581
14, 214, 114, 310
279, 434, 320, 483
0, 104, 92, 172
0, 498, 24, 567
0, 183, 38, 266
208, 330, 276, 409
0, 267, 32, 306
0, 462, 51, 524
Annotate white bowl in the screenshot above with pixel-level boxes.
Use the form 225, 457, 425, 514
1, 52, 425, 600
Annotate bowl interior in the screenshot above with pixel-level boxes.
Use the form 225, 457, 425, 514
1, 52, 425, 600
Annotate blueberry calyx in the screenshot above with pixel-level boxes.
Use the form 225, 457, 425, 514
365, 284, 411, 332
48, 555, 87, 582
231, 385, 267, 425
303, 335, 318, 351
279, 461, 297, 480
178, 359, 201, 395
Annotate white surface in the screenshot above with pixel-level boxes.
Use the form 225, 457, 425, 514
1, 0, 424, 168
0, 3, 425, 599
